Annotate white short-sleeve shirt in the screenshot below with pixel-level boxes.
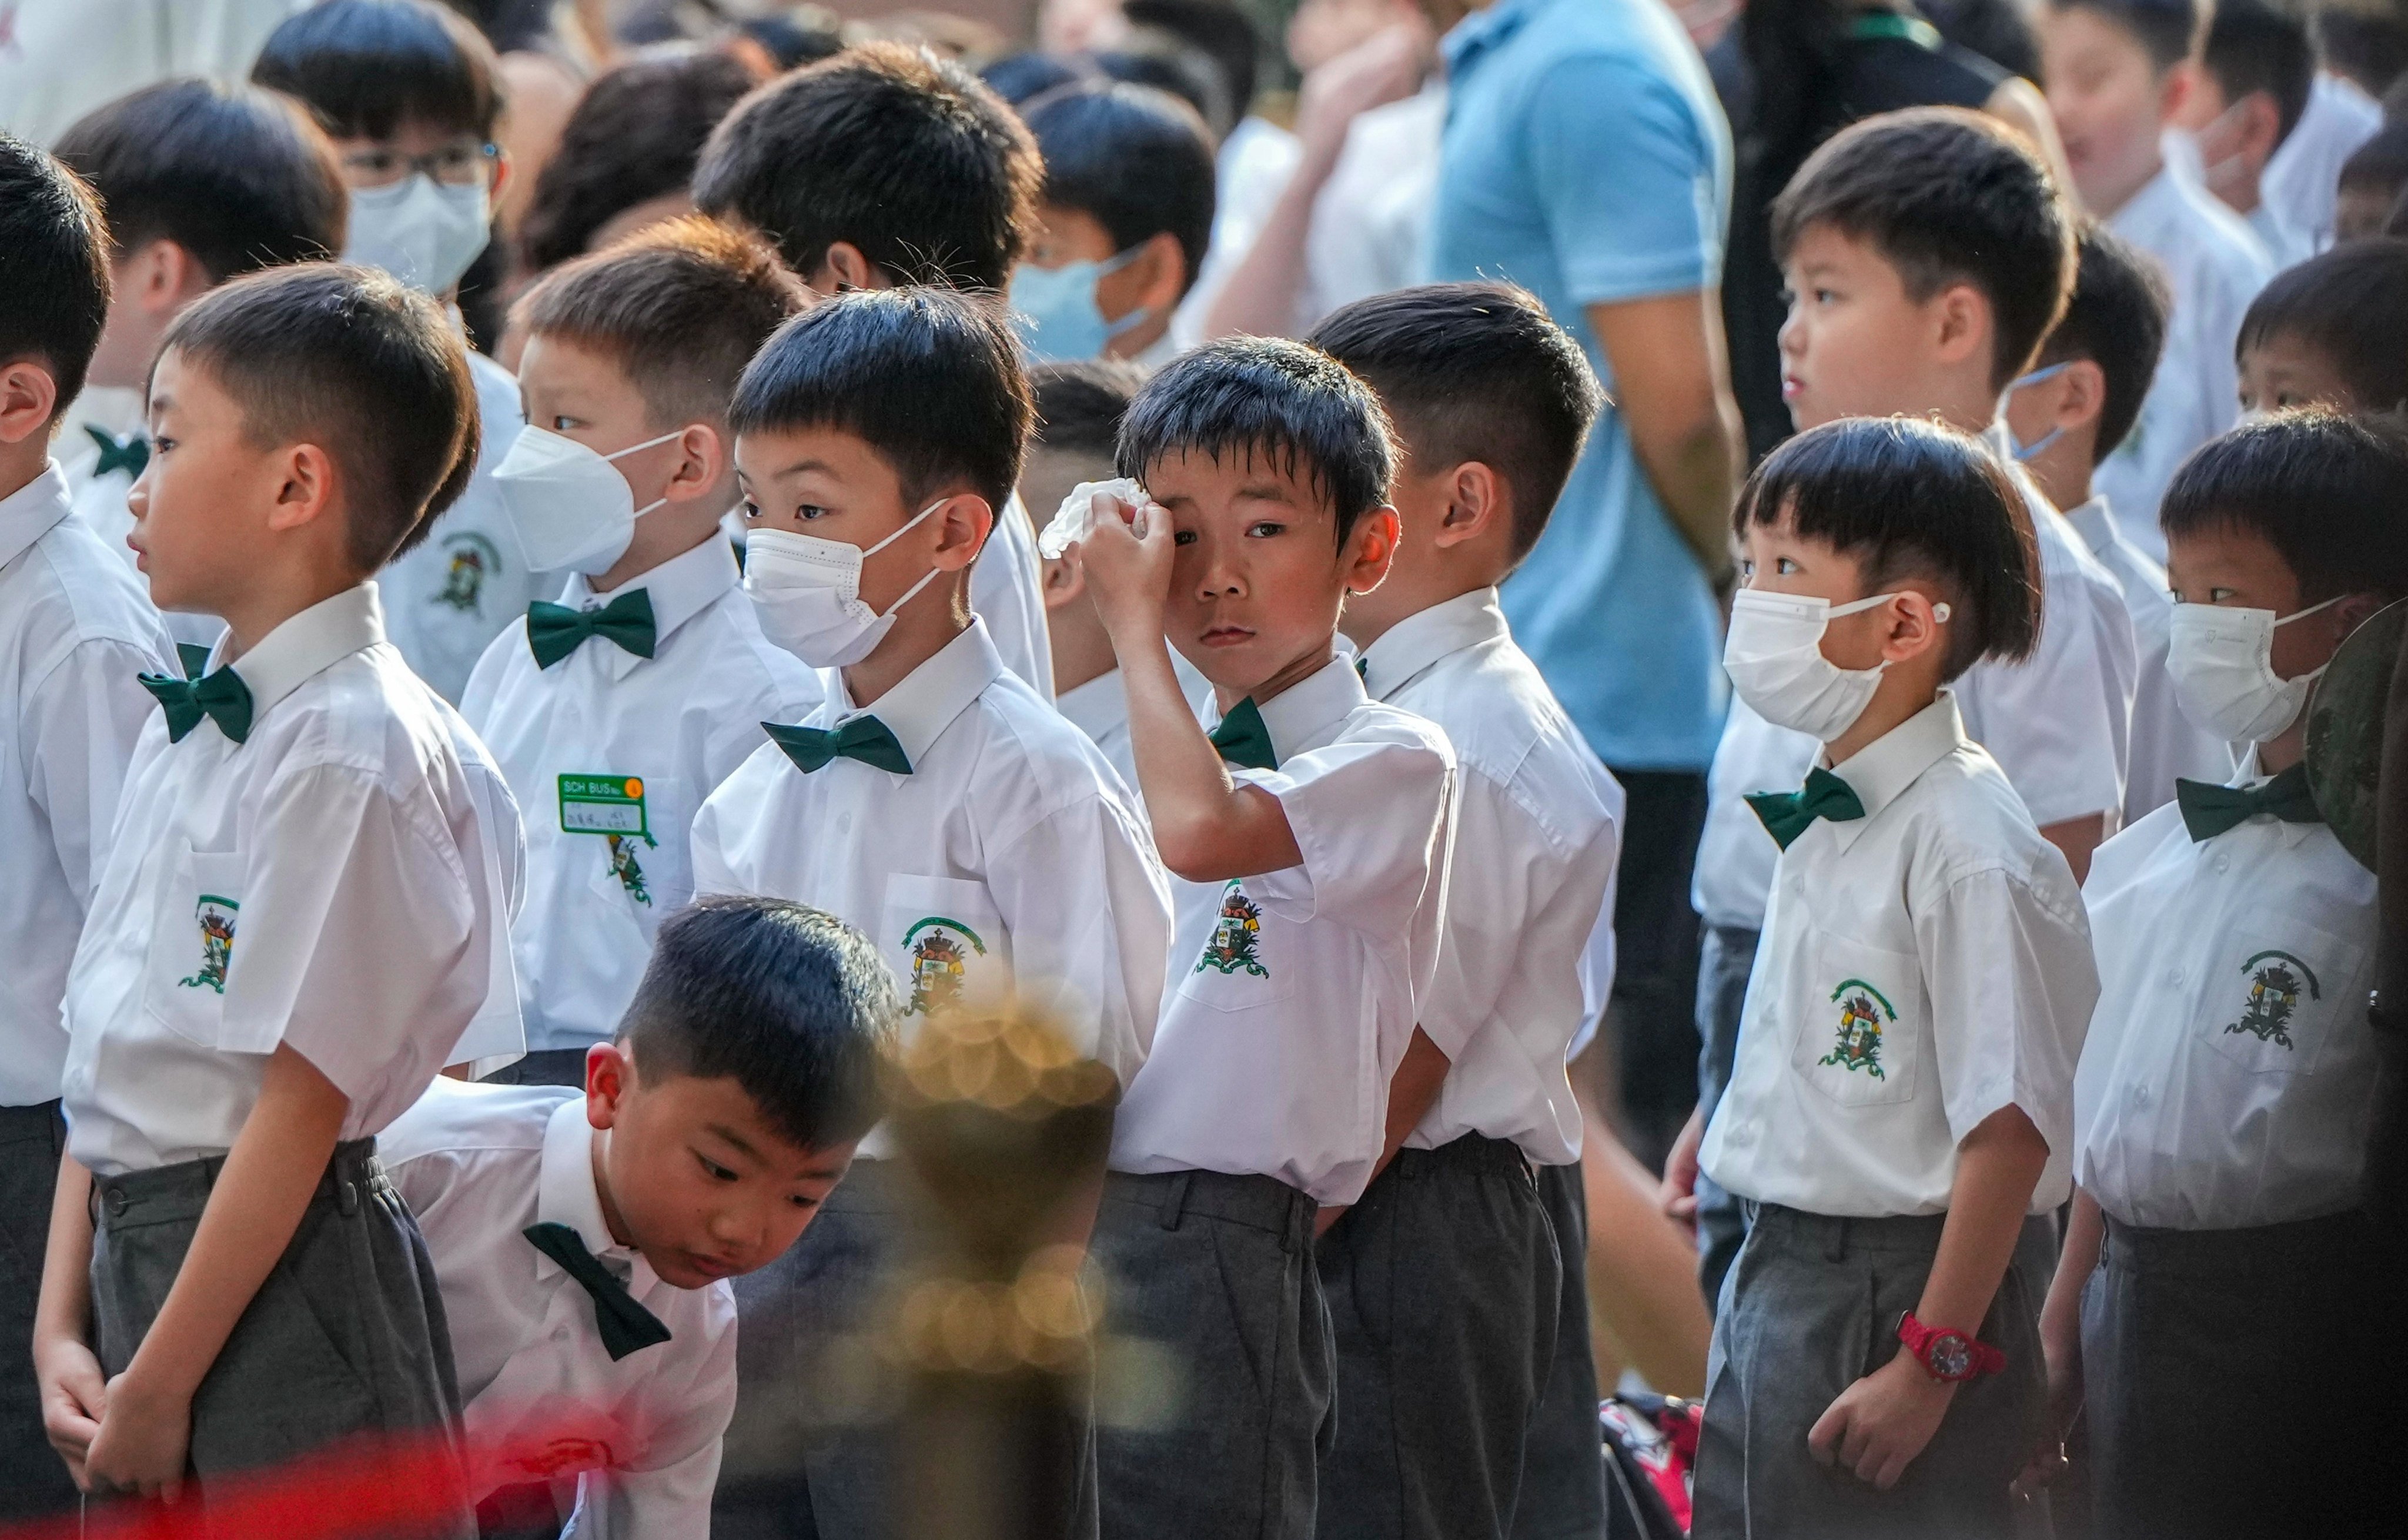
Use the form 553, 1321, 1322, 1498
1361, 591, 1620, 1167
0, 464, 178, 1107
61, 582, 526, 1174
1700, 692, 2098, 1218
2098, 165, 2275, 560
971, 491, 1055, 700
2073, 755, 2377, 1230
690, 620, 1172, 1144
2062, 494, 2235, 822
1294, 83, 1448, 333
1051, 653, 1213, 795
1109, 654, 1456, 1206
2260, 72, 2383, 258
461, 536, 824, 1053
383, 1080, 735, 1539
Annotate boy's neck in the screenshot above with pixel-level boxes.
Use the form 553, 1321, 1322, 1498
1212, 635, 1337, 715
219, 572, 363, 662
588, 1128, 635, 1251
1825, 674, 1942, 770
841, 585, 974, 708
1339, 565, 1501, 652
591, 515, 722, 597
0, 441, 51, 508
2088, 146, 2166, 222
2258, 718, 2308, 776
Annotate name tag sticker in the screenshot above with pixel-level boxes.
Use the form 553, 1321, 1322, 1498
559, 774, 648, 838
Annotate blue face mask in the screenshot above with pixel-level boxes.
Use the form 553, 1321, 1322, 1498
2002, 361, 2071, 461
1009, 249, 1151, 363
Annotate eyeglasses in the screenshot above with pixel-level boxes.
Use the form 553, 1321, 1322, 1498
340, 142, 498, 190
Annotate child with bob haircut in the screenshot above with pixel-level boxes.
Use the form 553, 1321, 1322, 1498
2040, 412, 2408, 1539
1694, 416, 2098, 1537
2233, 236, 2408, 416
0, 131, 179, 1522
690, 287, 1171, 1537
461, 216, 820, 1090
1075, 336, 1456, 1539
383, 895, 898, 1536
32, 263, 524, 1509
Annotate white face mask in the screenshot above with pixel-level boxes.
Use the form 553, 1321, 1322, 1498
1723, 588, 1945, 742
743, 498, 948, 668
490, 425, 683, 575
2166, 595, 2345, 744
342, 174, 490, 295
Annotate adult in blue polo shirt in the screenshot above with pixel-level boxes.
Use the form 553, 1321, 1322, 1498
1430, 0, 1737, 1159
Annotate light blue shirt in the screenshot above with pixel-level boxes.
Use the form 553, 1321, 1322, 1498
1429, 0, 1733, 771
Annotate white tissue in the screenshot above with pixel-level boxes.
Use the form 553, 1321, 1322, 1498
1037, 477, 1148, 560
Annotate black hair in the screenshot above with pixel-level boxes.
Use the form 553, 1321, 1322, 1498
984, 51, 1083, 105
740, 15, 848, 72
160, 263, 479, 569
2038, 222, 2169, 463
52, 79, 346, 284
620, 896, 899, 1153
1116, 336, 1396, 546
516, 49, 765, 277
2235, 239, 2408, 412
1093, 43, 1234, 137
1921, 0, 2044, 79
2042, 0, 2209, 72
730, 286, 1033, 513
2342, 118, 2408, 193
2162, 409, 2408, 602
1123, 0, 1262, 123
2317, 2, 2408, 101
693, 41, 1042, 292
1309, 282, 1603, 563
1025, 83, 1219, 300
1032, 359, 1151, 459
0, 134, 112, 420
251, 0, 503, 141
2200, 0, 2312, 142
1734, 416, 2041, 675
1772, 106, 2076, 391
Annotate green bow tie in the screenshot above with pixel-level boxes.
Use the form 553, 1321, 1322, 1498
1209, 696, 1279, 771
764, 715, 914, 776
1746, 766, 1867, 851
139, 665, 253, 745
522, 1222, 671, 1361
526, 591, 657, 669
84, 425, 148, 480
2175, 765, 2323, 842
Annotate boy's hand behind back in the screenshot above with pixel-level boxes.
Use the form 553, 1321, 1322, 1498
1075, 493, 1175, 651
1807, 1351, 1955, 1491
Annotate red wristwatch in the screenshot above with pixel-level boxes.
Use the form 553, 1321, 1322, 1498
1895, 1311, 2005, 1382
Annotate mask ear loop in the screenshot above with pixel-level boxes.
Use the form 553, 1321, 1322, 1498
862, 497, 959, 618
602, 428, 691, 525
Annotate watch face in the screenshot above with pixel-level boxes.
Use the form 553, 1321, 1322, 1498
1929, 1333, 1974, 1380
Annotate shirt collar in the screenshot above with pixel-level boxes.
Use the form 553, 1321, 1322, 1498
1443, 0, 1539, 73
2228, 745, 2323, 849
561, 534, 740, 679
1055, 668, 1127, 744
2061, 495, 2118, 561
1820, 690, 1971, 846
1360, 588, 1507, 701
210, 582, 385, 721
834, 618, 1007, 769
1208, 651, 1367, 764
537, 1093, 658, 1294
0, 462, 74, 573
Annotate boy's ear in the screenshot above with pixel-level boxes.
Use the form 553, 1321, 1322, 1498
1432, 461, 1507, 551
660, 421, 729, 505
812, 241, 884, 295
928, 491, 996, 571
263, 441, 340, 535
1930, 282, 1991, 372
1131, 231, 1188, 317
1042, 551, 1088, 610
2051, 359, 2108, 434
121, 239, 212, 317
584, 1042, 632, 1129
1344, 505, 1402, 597
2159, 58, 2200, 124
0, 360, 59, 447
1876, 588, 1952, 668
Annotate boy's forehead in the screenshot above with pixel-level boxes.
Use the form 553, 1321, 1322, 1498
1142, 444, 1330, 511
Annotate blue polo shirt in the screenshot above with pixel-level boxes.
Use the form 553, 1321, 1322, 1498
1429, 0, 1733, 771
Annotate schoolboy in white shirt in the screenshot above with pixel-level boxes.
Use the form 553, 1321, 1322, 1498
31, 265, 523, 1509
2038, 0, 2275, 558
1692, 418, 2098, 1537
0, 135, 180, 1524
688, 287, 1172, 1537
2005, 222, 2235, 822
384, 896, 896, 1538
1075, 337, 1457, 1540
2038, 413, 2404, 1539
462, 217, 821, 1089
1312, 284, 1623, 1540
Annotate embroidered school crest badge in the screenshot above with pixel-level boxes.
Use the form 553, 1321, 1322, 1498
180, 894, 238, 993
1194, 882, 1270, 977
434, 532, 502, 612
605, 832, 655, 905
902, 916, 988, 1017
2224, 949, 2321, 1049
1818, 979, 1896, 1079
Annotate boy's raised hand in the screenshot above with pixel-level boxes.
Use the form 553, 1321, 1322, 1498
83, 1370, 190, 1499
1806, 1351, 1955, 1491
1072, 491, 1175, 655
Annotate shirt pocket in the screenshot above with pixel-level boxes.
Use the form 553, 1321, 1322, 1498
2196, 919, 2364, 1077
880, 875, 1012, 1022
1173, 878, 1300, 1015
1788, 926, 1921, 1108
577, 775, 691, 931
141, 845, 246, 1049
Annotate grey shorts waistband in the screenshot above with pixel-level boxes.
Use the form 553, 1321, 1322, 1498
0, 1098, 63, 1147
92, 1137, 386, 1231
1389, 1133, 1534, 1184
1745, 1202, 1952, 1260
1104, 1169, 1316, 1248
2102, 1209, 2371, 1280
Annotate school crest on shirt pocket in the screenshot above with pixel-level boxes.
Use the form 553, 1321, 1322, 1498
2200, 918, 2366, 1076
2225, 950, 2319, 1049
1790, 927, 1919, 1107
903, 916, 988, 1018
143, 846, 245, 1047
434, 531, 503, 612
1193, 882, 1270, 978
1819, 979, 1895, 1079
180, 893, 239, 993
